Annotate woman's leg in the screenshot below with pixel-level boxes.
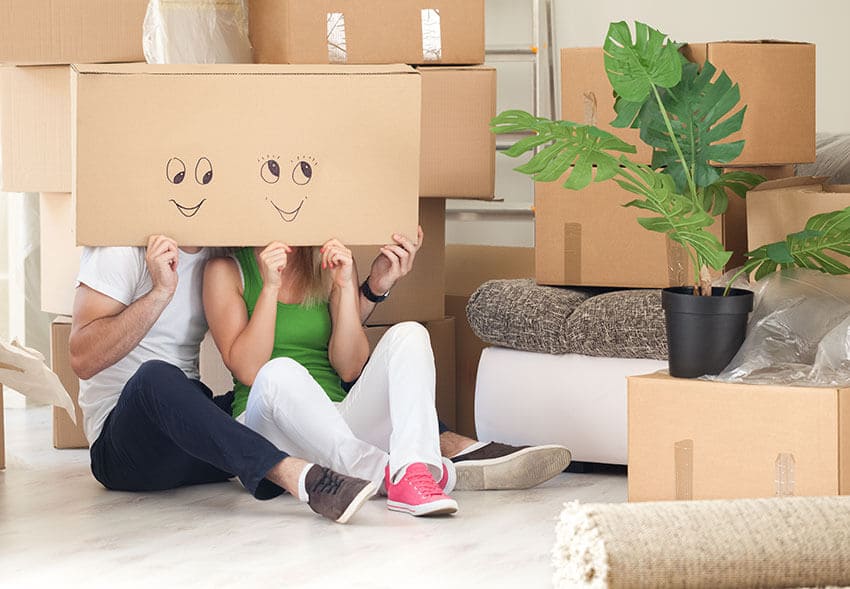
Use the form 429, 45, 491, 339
244, 357, 389, 484
339, 322, 442, 480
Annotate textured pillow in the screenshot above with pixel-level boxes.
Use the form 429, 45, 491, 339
797, 132, 850, 183
566, 290, 667, 360
466, 279, 592, 354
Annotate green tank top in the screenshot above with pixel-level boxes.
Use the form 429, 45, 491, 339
230, 247, 346, 417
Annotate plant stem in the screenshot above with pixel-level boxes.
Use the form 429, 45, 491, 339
650, 85, 698, 202
723, 265, 752, 296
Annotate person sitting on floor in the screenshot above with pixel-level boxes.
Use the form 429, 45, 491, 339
70, 236, 377, 524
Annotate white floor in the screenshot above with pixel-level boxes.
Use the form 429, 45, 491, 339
1, 406, 626, 589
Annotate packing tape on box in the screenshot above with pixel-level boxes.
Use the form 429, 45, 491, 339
775, 453, 796, 497
674, 439, 693, 501
326, 12, 347, 63
581, 92, 598, 126
421, 8, 442, 62
666, 238, 690, 287
563, 223, 582, 284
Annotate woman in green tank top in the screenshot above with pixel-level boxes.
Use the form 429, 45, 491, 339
204, 238, 458, 517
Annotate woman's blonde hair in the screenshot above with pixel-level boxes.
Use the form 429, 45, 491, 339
288, 246, 329, 307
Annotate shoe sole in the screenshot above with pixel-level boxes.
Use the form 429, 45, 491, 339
387, 498, 458, 517
454, 445, 571, 491
336, 481, 380, 524
441, 457, 457, 495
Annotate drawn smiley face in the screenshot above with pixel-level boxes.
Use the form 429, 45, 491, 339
166, 156, 213, 218
259, 155, 316, 223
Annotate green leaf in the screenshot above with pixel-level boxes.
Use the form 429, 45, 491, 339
702, 171, 766, 215
603, 21, 683, 103
491, 110, 637, 190
743, 207, 850, 279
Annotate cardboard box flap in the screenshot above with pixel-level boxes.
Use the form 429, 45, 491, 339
415, 65, 495, 73
750, 176, 829, 192
72, 63, 417, 76
708, 40, 815, 47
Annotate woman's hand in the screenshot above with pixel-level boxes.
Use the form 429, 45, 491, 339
258, 242, 291, 292
368, 226, 424, 294
321, 238, 355, 289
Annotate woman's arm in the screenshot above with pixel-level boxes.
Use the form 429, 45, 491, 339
203, 243, 289, 386
359, 226, 423, 323
323, 239, 370, 382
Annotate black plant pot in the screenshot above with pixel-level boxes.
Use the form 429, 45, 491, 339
662, 286, 754, 378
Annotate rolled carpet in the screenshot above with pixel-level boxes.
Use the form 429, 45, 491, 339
553, 497, 850, 588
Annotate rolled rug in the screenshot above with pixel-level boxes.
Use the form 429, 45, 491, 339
553, 497, 850, 588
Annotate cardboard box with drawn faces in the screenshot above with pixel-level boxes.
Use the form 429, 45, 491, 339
72, 64, 421, 247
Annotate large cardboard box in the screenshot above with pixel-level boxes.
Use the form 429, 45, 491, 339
365, 317, 456, 430
445, 245, 535, 437
748, 177, 850, 265
51, 317, 88, 449
72, 64, 421, 247
419, 66, 495, 199
40, 193, 81, 316
534, 165, 794, 288
249, 0, 485, 66
0, 66, 71, 193
351, 199, 445, 326
562, 42, 815, 167
628, 373, 850, 501
0, 0, 147, 65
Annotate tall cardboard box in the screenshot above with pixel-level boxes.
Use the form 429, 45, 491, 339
364, 318, 456, 430
561, 42, 815, 167
445, 245, 535, 437
249, 0, 485, 66
51, 318, 88, 450
351, 199, 445, 326
0, 385, 5, 470
0, 66, 71, 193
534, 166, 794, 288
628, 373, 850, 501
748, 177, 850, 264
72, 64, 421, 247
419, 66, 495, 199
40, 193, 81, 316
0, 0, 148, 65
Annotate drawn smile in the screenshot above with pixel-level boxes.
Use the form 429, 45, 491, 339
269, 198, 305, 223
169, 198, 206, 218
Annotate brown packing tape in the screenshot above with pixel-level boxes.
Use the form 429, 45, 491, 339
666, 238, 690, 287
674, 439, 694, 501
563, 223, 582, 284
581, 91, 598, 126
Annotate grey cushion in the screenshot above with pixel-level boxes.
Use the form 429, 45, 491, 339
797, 133, 850, 183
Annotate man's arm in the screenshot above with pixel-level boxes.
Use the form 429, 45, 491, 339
69, 236, 178, 380
358, 226, 424, 323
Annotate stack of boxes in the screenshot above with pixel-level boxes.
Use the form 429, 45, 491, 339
1, 0, 495, 448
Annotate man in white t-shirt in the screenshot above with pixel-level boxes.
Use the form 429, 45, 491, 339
70, 236, 377, 524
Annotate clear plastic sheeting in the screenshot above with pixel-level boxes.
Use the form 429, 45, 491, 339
713, 269, 850, 386
143, 0, 251, 64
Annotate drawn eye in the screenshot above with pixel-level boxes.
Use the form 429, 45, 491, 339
195, 157, 213, 185
261, 159, 280, 184
166, 158, 186, 184
292, 161, 312, 185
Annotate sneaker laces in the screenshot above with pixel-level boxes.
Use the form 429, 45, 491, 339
311, 467, 343, 496
406, 466, 445, 499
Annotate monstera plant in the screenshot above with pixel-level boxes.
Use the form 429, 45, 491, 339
493, 21, 850, 377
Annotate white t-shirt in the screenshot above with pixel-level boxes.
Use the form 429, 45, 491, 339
76, 246, 215, 444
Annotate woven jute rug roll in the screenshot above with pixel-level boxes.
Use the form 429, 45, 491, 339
552, 497, 850, 588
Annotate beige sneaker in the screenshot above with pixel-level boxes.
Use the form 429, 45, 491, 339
451, 443, 571, 491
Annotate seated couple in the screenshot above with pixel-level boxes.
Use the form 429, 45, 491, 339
69, 230, 571, 523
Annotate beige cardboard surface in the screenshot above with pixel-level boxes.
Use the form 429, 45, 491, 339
200, 331, 235, 396
683, 41, 816, 166
1, 66, 71, 193
352, 199, 445, 326
364, 317, 456, 430
40, 193, 81, 316
0, 0, 147, 65
445, 245, 534, 437
249, 0, 485, 65
419, 66, 495, 199
51, 317, 88, 449
0, 385, 5, 470
72, 64, 421, 247
628, 373, 848, 501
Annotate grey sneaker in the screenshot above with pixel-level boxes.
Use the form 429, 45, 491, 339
305, 465, 378, 524
451, 443, 571, 491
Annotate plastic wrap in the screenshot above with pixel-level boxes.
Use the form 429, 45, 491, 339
713, 269, 850, 386
143, 0, 251, 64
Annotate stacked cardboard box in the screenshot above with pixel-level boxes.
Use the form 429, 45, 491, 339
539, 42, 815, 288
0, 385, 5, 469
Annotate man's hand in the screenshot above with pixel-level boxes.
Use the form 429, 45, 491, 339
322, 238, 355, 289
368, 226, 424, 294
258, 242, 291, 292
145, 235, 179, 300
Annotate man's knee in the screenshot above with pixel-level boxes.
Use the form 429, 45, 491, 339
125, 360, 187, 402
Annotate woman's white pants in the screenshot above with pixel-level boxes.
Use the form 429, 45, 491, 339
243, 322, 443, 484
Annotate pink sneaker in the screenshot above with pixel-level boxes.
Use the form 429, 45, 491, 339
385, 463, 458, 517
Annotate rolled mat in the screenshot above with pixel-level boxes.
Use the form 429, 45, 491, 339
552, 497, 850, 588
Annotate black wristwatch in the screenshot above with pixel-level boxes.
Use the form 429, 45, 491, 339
361, 276, 390, 303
